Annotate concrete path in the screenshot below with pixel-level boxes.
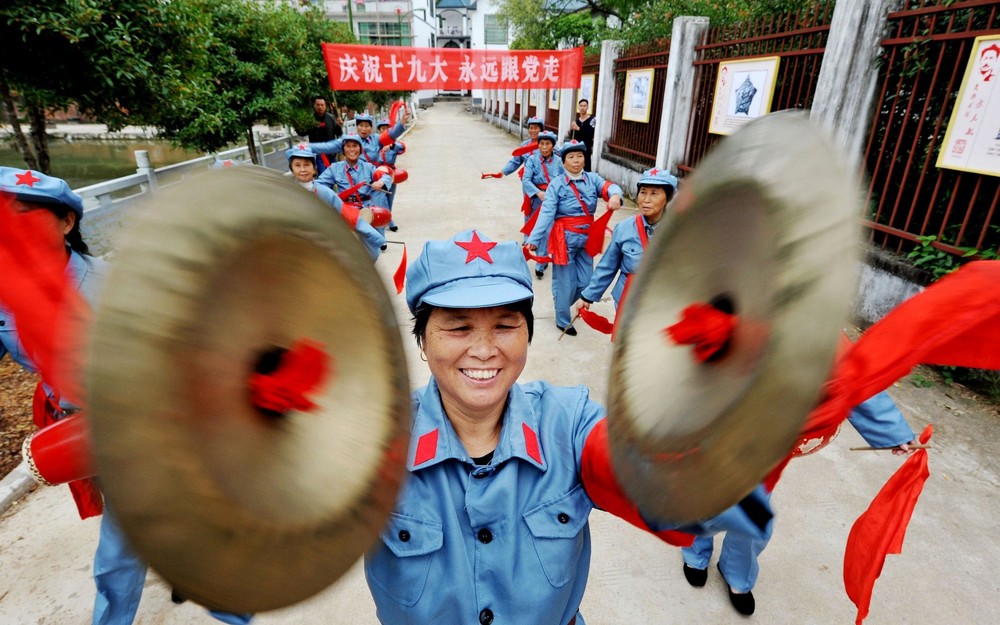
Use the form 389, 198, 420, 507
2, 102, 998, 624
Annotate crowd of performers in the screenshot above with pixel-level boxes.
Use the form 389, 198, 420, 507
0, 100, 998, 625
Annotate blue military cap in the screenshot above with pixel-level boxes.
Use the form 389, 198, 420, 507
341, 133, 364, 148
559, 139, 587, 159
285, 143, 318, 162
376, 118, 390, 129
636, 167, 679, 192
536, 130, 558, 145
526, 116, 545, 128
405, 229, 534, 315
0, 166, 83, 217
354, 113, 374, 125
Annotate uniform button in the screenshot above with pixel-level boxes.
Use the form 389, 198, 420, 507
477, 528, 493, 544
479, 608, 494, 625
558, 513, 570, 524
398, 530, 410, 542
0, 320, 5, 326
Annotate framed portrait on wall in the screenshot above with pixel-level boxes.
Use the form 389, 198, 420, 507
529, 88, 538, 107
578, 74, 596, 113
548, 88, 560, 110
708, 56, 780, 135
622, 68, 654, 123
937, 34, 1000, 177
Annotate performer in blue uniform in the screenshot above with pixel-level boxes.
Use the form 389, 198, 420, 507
314, 134, 394, 236
308, 110, 407, 165
375, 118, 406, 232
286, 145, 384, 260
362, 229, 772, 625
580, 167, 677, 310
524, 140, 623, 336
0, 168, 251, 625
499, 116, 545, 176
678, 391, 916, 615
521, 130, 563, 279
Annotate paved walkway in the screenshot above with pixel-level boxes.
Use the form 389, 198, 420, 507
1, 102, 998, 624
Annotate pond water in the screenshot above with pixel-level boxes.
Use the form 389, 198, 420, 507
0, 139, 204, 189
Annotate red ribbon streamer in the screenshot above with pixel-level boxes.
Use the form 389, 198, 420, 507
844, 424, 933, 625
394, 244, 408, 294
663, 303, 737, 363
481, 172, 503, 179
337, 181, 367, 200
388, 100, 405, 126
579, 307, 614, 334
249, 339, 331, 414
585, 209, 614, 257
512, 142, 538, 157
522, 244, 552, 264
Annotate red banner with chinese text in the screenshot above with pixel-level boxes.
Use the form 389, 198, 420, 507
323, 44, 584, 91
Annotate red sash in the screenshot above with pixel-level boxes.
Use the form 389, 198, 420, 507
547, 215, 592, 265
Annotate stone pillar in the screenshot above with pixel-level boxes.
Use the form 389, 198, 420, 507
593, 39, 624, 174
558, 88, 575, 141
811, 0, 903, 171
134, 150, 157, 191
657, 16, 710, 173
519, 89, 530, 141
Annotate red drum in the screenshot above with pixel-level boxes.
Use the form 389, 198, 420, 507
340, 202, 374, 228
22, 413, 97, 486
369, 207, 392, 228
374, 165, 394, 182
392, 168, 408, 184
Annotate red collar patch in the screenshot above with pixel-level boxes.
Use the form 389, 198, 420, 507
522, 422, 542, 465
414, 429, 439, 466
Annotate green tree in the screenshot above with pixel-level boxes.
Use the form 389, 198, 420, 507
0, 0, 209, 174
155, 0, 356, 164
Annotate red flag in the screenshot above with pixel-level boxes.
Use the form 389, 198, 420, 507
394, 245, 407, 294
522, 245, 552, 264
585, 211, 614, 257
0, 193, 87, 405
579, 307, 613, 334
337, 181, 367, 200
521, 206, 541, 235
844, 424, 933, 625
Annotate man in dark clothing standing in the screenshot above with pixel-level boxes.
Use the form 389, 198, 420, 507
308, 96, 342, 172
570, 98, 596, 172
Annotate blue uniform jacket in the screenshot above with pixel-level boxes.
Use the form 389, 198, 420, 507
311, 183, 385, 260
501, 139, 536, 176
0, 250, 107, 407
525, 173, 623, 251
581, 216, 653, 309
315, 160, 392, 208
374, 139, 405, 167
364, 378, 771, 625
522, 153, 565, 205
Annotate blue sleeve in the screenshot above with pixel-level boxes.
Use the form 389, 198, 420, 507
388, 121, 405, 140
581, 227, 625, 303
316, 167, 338, 190
309, 138, 344, 156
501, 154, 524, 176
847, 391, 916, 448
355, 220, 385, 260
314, 184, 344, 211
526, 180, 560, 247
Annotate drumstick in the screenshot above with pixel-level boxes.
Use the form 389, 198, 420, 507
849, 444, 932, 451
558, 311, 581, 341
384, 240, 406, 245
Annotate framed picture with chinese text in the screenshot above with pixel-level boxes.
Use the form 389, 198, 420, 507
548, 88, 560, 110
622, 68, 654, 123
937, 35, 1000, 177
578, 74, 596, 114
708, 56, 780, 135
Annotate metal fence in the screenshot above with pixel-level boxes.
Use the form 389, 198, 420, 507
607, 39, 670, 168
680, 3, 834, 174
863, 0, 1000, 258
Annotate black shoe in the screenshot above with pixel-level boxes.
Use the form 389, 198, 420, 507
682, 564, 707, 588
557, 325, 577, 336
718, 562, 755, 615
170, 589, 187, 605
388, 225, 399, 232
535, 269, 545, 279
380, 244, 388, 251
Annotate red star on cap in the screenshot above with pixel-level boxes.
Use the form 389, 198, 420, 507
297, 144, 308, 149
15, 170, 41, 187
650, 168, 660, 175
455, 231, 497, 264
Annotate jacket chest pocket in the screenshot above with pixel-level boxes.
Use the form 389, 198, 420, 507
621, 241, 645, 274
522, 485, 593, 588
365, 512, 443, 607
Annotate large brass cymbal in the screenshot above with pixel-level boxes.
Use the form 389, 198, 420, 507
608, 112, 859, 523
86, 167, 410, 613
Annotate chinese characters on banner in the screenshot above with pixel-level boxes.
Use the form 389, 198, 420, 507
937, 35, 1000, 177
322, 44, 584, 91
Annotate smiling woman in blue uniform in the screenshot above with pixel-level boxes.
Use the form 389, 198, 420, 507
364, 229, 772, 625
